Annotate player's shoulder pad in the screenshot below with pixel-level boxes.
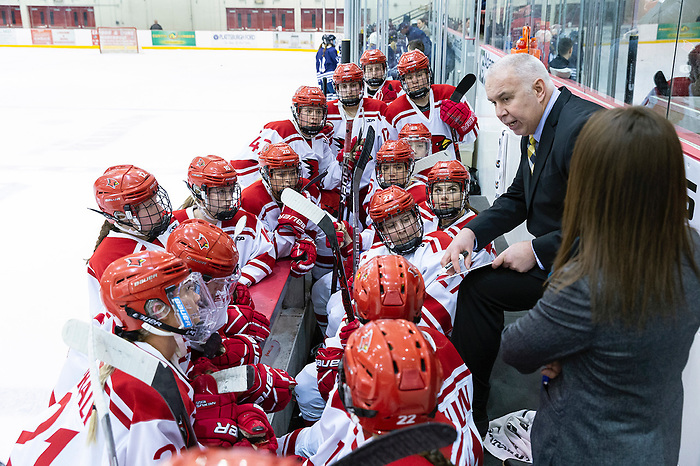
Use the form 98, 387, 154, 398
431, 84, 456, 101
263, 119, 298, 139
385, 94, 411, 122
240, 180, 272, 214
423, 230, 453, 250
362, 97, 389, 113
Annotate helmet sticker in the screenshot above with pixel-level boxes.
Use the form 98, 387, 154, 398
106, 178, 120, 189
126, 257, 146, 267
195, 233, 209, 250
358, 329, 373, 353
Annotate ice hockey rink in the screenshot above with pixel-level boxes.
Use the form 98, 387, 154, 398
0, 45, 317, 462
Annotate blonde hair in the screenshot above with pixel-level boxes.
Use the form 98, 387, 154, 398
86, 364, 116, 443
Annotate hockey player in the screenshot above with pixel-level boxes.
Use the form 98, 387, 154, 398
316, 34, 338, 98
236, 86, 339, 196
398, 122, 434, 182
282, 256, 483, 466
51, 165, 180, 405
9, 250, 272, 465
241, 142, 333, 279
174, 154, 276, 289
326, 62, 390, 216
288, 319, 481, 465
386, 49, 478, 158
360, 48, 403, 103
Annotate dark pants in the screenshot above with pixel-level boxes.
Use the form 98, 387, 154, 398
451, 266, 545, 436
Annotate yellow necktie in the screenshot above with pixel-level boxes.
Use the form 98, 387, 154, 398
527, 136, 537, 173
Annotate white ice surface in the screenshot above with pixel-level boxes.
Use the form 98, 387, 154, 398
0, 46, 317, 462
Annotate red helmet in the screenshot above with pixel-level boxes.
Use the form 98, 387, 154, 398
341, 319, 443, 435
187, 155, 241, 221
258, 142, 302, 198
360, 49, 388, 87
166, 219, 239, 279
353, 255, 425, 322
360, 48, 388, 67
369, 186, 423, 254
397, 50, 431, 99
398, 122, 432, 142
93, 165, 172, 240
333, 63, 363, 84
375, 139, 415, 188
397, 50, 431, 75
292, 86, 328, 136
166, 448, 299, 466
100, 250, 191, 332
426, 160, 470, 219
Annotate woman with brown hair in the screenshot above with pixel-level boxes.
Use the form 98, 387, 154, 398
499, 106, 700, 465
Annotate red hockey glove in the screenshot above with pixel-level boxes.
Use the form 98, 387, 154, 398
290, 238, 317, 278
237, 363, 297, 413
237, 403, 278, 452
232, 282, 255, 308
316, 346, 344, 401
277, 205, 310, 238
193, 377, 241, 448
440, 99, 478, 139
222, 304, 271, 343
208, 334, 261, 370
189, 357, 219, 381
339, 319, 362, 349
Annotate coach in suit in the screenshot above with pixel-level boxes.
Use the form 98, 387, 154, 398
441, 53, 602, 436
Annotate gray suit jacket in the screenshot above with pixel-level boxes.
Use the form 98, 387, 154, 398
500, 230, 700, 465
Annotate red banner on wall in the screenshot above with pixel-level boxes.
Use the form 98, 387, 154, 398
31, 29, 52, 45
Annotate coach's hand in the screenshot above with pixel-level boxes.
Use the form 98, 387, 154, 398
441, 228, 476, 274
492, 241, 536, 273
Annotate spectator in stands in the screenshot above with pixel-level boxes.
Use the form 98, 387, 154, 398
549, 37, 575, 79
417, 17, 431, 37
399, 21, 432, 58
441, 52, 602, 437
150, 19, 162, 30
500, 106, 700, 465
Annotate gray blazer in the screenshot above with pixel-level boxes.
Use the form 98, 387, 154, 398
500, 230, 700, 465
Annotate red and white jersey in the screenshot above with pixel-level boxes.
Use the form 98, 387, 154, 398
279, 328, 483, 466
172, 207, 276, 287
358, 231, 491, 337
236, 119, 340, 192
10, 342, 195, 466
240, 179, 333, 275
326, 97, 391, 193
386, 85, 477, 158
364, 79, 403, 104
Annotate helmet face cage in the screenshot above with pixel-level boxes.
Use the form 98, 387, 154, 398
116, 186, 173, 241
196, 183, 241, 221
427, 180, 468, 219
292, 104, 328, 137
261, 164, 302, 201
375, 160, 414, 189
400, 68, 431, 100
376, 207, 424, 255
335, 81, 363, 107
363, 62, 387, 87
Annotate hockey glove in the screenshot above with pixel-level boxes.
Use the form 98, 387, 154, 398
339, 319, 362, 349
237, 363, 297, 413
208, 334, 261, 370
440, 99, 478, 139
290, 237, 317, 278
232, 282, 255, 308
277, 205, 311, 238
316, 346, 344, 401
326, 220, 353, 258
189, 356, 219, 381
236, 403, 278, 452
222, 304, 271, 343
193, 375, 241, 448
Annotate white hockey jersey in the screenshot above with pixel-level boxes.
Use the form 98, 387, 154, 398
278, 327, 483, 466
10, 342, 195, 466
235, 119, 340, 192
385, 84, 477, 159
172, 207, 276, 287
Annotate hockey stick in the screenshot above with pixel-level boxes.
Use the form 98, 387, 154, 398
333, 422, 458, 466
281, 188, 354, 321
351, 125, 375, 277
447, 73, 477, 163
300, 168, 328, 192
62, 319, 198, 448
413, 150, 452, 175
211, 365, 255, 393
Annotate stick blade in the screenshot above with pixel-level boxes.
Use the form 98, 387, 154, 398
62, 319, 161, 386
213, 365, 255, 393
333, 422, 458, 466
413, 150, 453, 174
450, 73, 477, 102
280, 188, 336, 243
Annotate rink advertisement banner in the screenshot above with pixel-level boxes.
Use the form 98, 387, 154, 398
0, 29, 15, 45
657, 22, 700, 41
31, 29, 53, 45
151, 31, 196, 46
52, 30, 76, 45
209, 32, 258, 48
